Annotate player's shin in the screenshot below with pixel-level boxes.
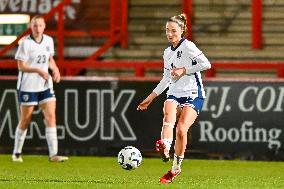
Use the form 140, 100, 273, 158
172, 154, 184, 172
45, 127, 58, 157
161, 122, 174, 150
156, 123, 175, 162
13, 126, 27, 155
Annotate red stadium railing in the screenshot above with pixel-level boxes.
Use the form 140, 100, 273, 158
205, 61, 284, 78
0, 0, 128, 69
0, 0, 72, 58
1, 0, 281, 78
1, 59, 284, 78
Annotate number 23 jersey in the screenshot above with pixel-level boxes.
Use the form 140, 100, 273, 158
15, 34, 55, 92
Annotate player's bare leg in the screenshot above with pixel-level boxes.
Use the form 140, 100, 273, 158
160, 106, 197, 183
40, 100, 68, 162
156, 101, 177, 162
174, 106, 197, 156
12, 105, 34, 162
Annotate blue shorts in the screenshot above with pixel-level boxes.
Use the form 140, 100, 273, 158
18, 89, 56, 106
166, 95, 204, 114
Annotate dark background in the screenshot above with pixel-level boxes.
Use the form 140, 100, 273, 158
0, 79, 284, 160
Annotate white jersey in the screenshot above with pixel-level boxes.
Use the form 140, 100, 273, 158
15, 34, 55, 92
153, 38, 211, 98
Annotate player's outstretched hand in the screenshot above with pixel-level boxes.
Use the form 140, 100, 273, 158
137, 92, 157, 111
137, 99, 152, 110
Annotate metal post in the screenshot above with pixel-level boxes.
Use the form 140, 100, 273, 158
252, 0, 263, 49
182, 0, 193, 40
57, 4, 65, 61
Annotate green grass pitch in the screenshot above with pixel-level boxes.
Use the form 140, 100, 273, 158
0, 155, 283, 189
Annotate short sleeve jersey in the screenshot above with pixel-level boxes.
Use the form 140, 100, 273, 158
15, 34, 55, 92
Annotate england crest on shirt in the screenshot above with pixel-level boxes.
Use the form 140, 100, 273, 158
177, 51, 182, 59
23, 94, 29, 102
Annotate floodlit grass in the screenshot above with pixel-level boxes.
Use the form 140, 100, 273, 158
0, 155, 283, 189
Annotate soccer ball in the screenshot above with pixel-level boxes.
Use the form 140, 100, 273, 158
117, 146, 142, 170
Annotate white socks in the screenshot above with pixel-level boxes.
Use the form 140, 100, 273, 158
161, 138, 184, 173
13, 126, 58, 157
45, 127, 58, 157
172, 154, 184, 172
13, 127, 27, 154
162, 138, 172, 151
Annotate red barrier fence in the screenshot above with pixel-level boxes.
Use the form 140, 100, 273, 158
0, 0, 72, 58
0, 0, 128, 60
1, 59, 284, 78
0, 0, 275, 78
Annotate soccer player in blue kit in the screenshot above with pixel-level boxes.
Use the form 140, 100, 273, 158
12, 15, 68, 162
137, 13, 211, 183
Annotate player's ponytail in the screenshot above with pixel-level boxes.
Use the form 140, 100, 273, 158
168, 13, 188, 37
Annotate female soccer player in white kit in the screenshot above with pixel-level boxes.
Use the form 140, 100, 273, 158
12, 15, 68, 162
137, 13, 211, 183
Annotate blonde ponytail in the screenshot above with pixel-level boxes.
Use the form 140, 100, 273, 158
168, 13, 188, 37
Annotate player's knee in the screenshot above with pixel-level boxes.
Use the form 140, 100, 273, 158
176, 125, 188, 138
20, 116, 32, 127
44, 114, 56, 126
176, 129, 186, 139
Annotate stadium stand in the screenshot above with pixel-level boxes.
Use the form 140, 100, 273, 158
91, 0, 284, 77
102, 0, 284, 61
0, 0, 284, 77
